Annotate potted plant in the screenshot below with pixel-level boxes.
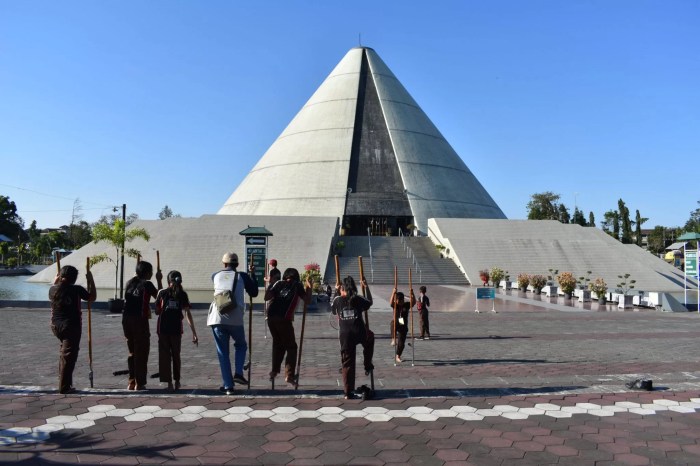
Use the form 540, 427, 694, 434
490, 267, 505, 288
517, 273, 530, 292
90, 219, 150, 313
530, 274, 546, 294
589, 278, 608, 304
301, 263, 323, 307
478, 269, 490, 286
617, 273, 636, 308
435, 244, 446, 258
557, 272, 577, 299
334, 240, 345, 256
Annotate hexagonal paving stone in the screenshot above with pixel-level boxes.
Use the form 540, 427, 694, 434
221, 413, 250, 423
318, 407, 344, 415
173, 413, 202, 422
318, 414, 345, 423
124, 413, 154, 422
151, 408, 182, 418
88, 405, 116, 413
225, 406, 253, 414
181, 405, 207, 414
272, 406, 299, 414
45, 415, 77, 425
105, 408, 135, 417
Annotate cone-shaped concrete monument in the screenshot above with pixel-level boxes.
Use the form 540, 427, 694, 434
218, 47, 505, 235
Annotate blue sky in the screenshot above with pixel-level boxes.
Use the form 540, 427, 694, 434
1, 1, 698, 229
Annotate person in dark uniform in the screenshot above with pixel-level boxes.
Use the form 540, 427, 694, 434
49, 265, 96, 394
264, 268, 312, 385
389, 287, 415, 363
417, 285, 431, 339
155, 270, 198, 392
122, 261, 163, 391
332, 276, 374, 399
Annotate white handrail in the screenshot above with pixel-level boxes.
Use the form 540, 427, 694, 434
367, 227, 374, 283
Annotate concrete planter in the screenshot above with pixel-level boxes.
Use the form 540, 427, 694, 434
618, 294, 634, 309
577, 290, 591, 303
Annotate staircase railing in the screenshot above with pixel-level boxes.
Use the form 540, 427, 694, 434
367, 227, 374, 283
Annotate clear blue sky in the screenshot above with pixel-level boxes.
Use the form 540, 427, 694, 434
1, 1, 698, 229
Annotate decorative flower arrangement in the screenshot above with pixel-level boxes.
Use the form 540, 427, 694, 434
589, 278, 607, 296
517, 273, 530, 289
301, 263, 323, 293
490, 267, 505, 287
530, 274, 546, 292
478, 269, 490, 286
556, 271, 577, 296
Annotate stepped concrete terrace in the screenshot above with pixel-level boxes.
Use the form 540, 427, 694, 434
3, 286, 700, 464
428, 218, 693, 296
325, 236, 469, 286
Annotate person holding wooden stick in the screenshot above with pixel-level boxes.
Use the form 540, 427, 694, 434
389, 286, 415, 364
332, 275, 374, 399
264, 268, 311, 386
122, 261, 163, 391
49, 264, 96, 394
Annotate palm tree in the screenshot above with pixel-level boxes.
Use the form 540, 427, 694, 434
90, 219, 150, 301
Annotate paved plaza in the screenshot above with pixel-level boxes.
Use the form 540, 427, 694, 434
2, 286, 700, 465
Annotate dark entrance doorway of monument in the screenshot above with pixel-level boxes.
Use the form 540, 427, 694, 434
343, 216, 412, 236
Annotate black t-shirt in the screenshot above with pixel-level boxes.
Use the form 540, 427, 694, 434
156, 288, 190, 336
49, 284, 89, 327
332, 294, 371, 350
123, 278, 158, 318
267, 280, 305, 320
393, 302, 410, 328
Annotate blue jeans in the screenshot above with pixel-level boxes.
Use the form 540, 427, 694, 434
211, 325, 247, 388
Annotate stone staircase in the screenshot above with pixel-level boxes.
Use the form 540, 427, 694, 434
323, 236, 469, 286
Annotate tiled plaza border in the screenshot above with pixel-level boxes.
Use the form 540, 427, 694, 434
3, 394, 700, 446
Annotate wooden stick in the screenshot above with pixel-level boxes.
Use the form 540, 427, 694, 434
264, 260, 269, 340
409, 267, 414, 367
247, 253, 254, 390
295, 298, 307, 390
358, 256, 369, 327
156, 250, 160, 273
334, 255, 340, 288
86, 257, 94, 387
393, 266, 398, 365
56, 251, 61, 273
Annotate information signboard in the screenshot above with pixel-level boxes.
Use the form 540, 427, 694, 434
476, 287, 496, 299
475, 287, 496, 313
245, 246, 267, 288
686, 250, 698, 277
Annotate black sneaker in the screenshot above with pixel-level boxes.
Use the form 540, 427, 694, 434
233, 373, 249, 385
219, 386, 234, 395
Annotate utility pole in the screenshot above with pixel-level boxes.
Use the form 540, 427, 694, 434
119, 204, 126, 299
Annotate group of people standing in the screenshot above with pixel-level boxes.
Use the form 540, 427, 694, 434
48, 251, 432, 398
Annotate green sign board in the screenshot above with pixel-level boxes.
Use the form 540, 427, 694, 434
686, 250, 698, 277
245, 246, 267, 287
476, 287, 496, 299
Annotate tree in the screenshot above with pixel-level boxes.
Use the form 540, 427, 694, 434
95, 211, 139, 227
558, 203, 571, 224
91, 219, 150, 300
588, 211, 595, 228
0, 195, 25, 241
527, 192, 560, 220
602, 210, 620, 239
685, 201, 700, 233
618, 199, 633, 244
158, 205, 181, 220
633, 210, 648, 247
67, 220, 92, 249
647, 226, 669, 255
571, 208, 587, 226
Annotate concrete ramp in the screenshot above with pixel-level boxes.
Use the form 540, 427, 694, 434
428, 218, 689, 294
30, 215, 338, 302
